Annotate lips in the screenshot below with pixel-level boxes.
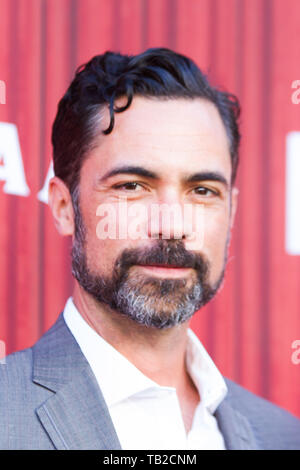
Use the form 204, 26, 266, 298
135, 264, 192, 278
138, 264, 187, 268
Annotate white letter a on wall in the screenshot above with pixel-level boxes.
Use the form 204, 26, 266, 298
286, 131, 300, 255
0, 122, 30, 196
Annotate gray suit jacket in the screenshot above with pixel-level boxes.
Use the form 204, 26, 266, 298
1, 313, 300, 450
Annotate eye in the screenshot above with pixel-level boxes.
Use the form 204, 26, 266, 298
193, 186, 218, 197
112, 182, 144, 191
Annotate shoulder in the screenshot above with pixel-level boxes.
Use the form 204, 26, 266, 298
0, 347, 33, 386
0, 346, 55, 449
0, 316, 68, 414
0, 347, 50, 403
224, 378, 300, 449
225, 377, 299, 422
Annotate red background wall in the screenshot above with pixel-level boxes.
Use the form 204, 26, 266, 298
0, 0, 300, 417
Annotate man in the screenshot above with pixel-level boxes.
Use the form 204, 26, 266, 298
1, 48, 300, 450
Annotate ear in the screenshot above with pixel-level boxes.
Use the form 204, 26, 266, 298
48, 176, 75, 236
229, 186, 239, 229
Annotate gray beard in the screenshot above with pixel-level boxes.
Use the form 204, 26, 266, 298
70, 188, 226, 329
110, 276, 204, 329
71, 242, 226, 330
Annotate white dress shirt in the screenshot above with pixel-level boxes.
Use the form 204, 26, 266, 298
63, 297, 227, 450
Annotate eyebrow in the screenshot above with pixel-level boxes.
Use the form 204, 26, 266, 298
99, 165, 229, 189
100, 165, 158, 181
185, 171, 229, 188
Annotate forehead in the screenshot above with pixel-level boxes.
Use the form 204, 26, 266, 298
85, 96, 232, 181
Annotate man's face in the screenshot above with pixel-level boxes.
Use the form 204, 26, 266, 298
71, 97, 237, 329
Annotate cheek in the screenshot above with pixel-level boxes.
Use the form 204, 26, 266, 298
84, 201, 149, 275
76, 201, 118, 274
202, 209, 230, 275
85, 235, 128, 276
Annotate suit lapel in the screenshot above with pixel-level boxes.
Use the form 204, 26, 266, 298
215, 399, 260, 450
32, 314, 122, 450
32, 312, 260, 450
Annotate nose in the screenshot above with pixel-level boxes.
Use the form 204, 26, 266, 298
147, 189, 195, 241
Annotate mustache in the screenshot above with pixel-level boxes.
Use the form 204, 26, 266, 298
115, 239, 209, 275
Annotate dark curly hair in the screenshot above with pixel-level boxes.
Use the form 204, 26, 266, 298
52, 47, 241, 196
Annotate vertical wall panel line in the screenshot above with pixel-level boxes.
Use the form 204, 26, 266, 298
233, 0, 245, 384
38, 0, 47, 337
141, 0, 148, 50
70, 0, 78, 74
113, 0, 121, 51
259, 0, 272, 398
6, 0, 20, 351
167, 0, 177, 50
208, 0, 217, 75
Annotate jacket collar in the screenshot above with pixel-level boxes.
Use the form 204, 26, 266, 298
214, 380, 260, 450
32, 313, 122, 450
32, 313, 259, 450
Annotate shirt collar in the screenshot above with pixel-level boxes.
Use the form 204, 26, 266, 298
185, 328, 227, 413
63, 297, 227, 412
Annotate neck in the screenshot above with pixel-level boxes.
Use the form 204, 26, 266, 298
72, 282, 192, 389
